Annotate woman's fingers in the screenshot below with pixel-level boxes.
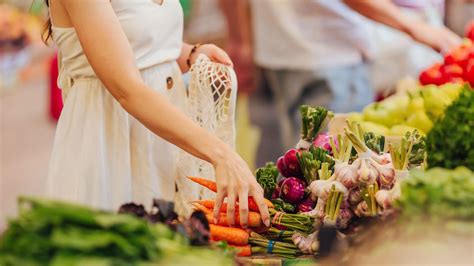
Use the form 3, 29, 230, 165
211, 46, 233, 67
250, 187, 270, 227
226, 190, 237, 226
238, 187, 249, 228
443, 28, 462, 53
213, 190, 226, 223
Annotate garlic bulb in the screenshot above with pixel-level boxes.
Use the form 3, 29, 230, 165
337, 208, 353, 229
367, 159, 396, 189
372, 152, 392, 165
354, 201, 370, 217
349, 189, 362, 205
335, 162, 357, 189
309, 180, 327, 199
356, 159, 377, 184
303, 198, 326, 219
292, 231, 319, 254
375, 189, 391, 209
330, 180, 349, 198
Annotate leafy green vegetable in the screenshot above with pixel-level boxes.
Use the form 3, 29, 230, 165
0, 197, 232, 266
0, 197, 159, 266
404, 130, 426, 168
297, 150, 320, 184
396, 167, 474, 220
255, 162, 279, 198
271, 198, 296, 213
299, 105, 333, 143
297, 146, 335, 184
311, 146, 335, 169
426, 87, 474, 170
363, 132, 385, 154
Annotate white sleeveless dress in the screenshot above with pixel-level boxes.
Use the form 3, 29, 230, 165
47, 0, 191, 211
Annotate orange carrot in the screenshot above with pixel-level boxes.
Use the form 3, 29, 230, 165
187, 176, 217, 192
194, 200, 227, 212
248, 198, 275, 211
205, 212, 262, 227
195, 199, 274, 213
191, 203, 212, 214
229, 244, 252, 257
187, 177, 275, 210
209, 224, 249, 245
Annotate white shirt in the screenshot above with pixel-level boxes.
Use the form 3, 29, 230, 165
251, 0, 373, 70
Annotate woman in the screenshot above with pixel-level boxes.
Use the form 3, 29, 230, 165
45, 0, 269, 228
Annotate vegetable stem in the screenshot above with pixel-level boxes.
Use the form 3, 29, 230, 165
368, 185, 377, 216
389, 135, 415, 170
333, 193, 343, 220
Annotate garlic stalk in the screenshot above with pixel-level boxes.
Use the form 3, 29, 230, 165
329, 134, 352, 163
389, 136, 413, 171
344, 120, 392, 164
318, 162, 333, 181
360, 183, 378, 217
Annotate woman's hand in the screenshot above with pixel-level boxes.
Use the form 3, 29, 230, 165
343, 0, 461, 54
212, 146, 270, 228
408, 22, 462, 54
191, 44, 233, 67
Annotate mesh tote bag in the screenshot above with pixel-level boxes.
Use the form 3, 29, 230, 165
175, 54, 238, 215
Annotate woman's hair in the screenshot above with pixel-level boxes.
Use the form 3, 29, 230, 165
42, 0, 52, 43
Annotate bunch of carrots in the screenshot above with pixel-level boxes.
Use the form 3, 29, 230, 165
188, 176, 274, 257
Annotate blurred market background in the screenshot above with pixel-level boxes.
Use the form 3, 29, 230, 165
0, 0, 473, 230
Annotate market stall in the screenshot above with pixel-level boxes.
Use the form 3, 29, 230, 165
1, 14, 474, 266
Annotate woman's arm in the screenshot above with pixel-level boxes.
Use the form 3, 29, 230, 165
343, 0, 461, 53
58, 0, 268, 227
177, 42, 232, 73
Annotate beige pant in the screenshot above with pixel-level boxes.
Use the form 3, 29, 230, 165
263, 63, 373, 149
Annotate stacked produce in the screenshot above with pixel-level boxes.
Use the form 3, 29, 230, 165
348, 82, 466, 137
0, 197, 232, 265
188, 176, 312, 258
187, 106, 415, 258
419, 22, 474, 86
243, 80, 474, 260
245, 103, 440, 257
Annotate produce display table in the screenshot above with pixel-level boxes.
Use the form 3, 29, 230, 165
236, 255, 315, 266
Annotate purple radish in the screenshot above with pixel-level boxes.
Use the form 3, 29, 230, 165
313, 133, 337, 154
280, 177, 306, 204
283, 149, 303, 178
277, 156, 292, 177
297, 197, 316, 213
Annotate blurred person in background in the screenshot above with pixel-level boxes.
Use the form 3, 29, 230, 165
224, 0, 461, 149
43, 0, 270, 227
369, 0, 450, 91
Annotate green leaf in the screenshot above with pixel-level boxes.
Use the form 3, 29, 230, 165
426, 86, 474, 170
